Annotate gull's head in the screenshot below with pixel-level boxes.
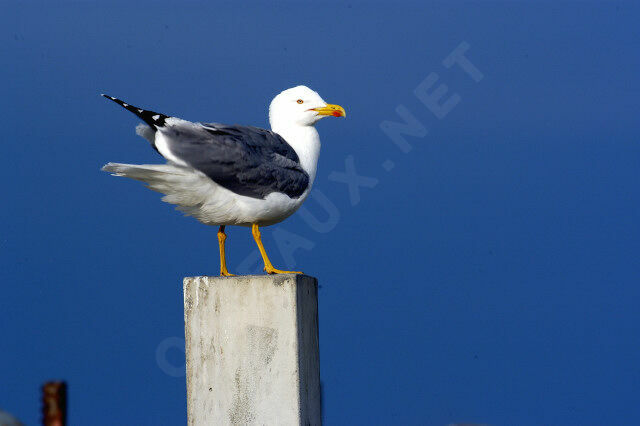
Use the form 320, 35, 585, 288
269, 85, 346, 130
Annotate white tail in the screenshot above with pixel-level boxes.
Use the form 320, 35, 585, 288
102, 163, 214, 215
102, 163, 247, 225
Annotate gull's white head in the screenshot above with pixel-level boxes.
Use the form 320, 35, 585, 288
269, 85, 346, 130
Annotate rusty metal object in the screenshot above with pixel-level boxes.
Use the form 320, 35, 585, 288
41, 381, 66, 426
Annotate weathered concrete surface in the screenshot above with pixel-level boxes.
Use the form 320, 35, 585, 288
184, 274, 321, 426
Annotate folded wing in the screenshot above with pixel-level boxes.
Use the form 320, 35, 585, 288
158, 121, 310, 200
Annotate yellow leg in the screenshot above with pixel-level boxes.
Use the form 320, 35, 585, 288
218, 226, 235, 277
251, 223, 302, 274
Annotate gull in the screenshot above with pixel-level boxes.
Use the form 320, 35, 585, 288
101, 86, 345, 275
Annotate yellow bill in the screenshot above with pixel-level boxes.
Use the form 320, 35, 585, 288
312, 104, 346, 118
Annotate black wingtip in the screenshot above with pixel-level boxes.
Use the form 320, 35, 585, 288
101, 94, 169, 129
101, 94, 119, 103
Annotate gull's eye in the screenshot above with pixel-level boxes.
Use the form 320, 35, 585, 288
297, 99, 304, 104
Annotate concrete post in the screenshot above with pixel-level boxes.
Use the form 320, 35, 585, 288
184, 274, 321, 426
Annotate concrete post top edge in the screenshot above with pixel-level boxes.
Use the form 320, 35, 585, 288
183, 274, 317, 282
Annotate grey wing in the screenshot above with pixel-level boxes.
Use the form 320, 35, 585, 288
160, 122, 310, 199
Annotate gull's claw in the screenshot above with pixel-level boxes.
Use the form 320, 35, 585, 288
264, 266, 303, 275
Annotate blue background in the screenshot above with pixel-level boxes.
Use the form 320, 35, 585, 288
1, 2, 639, 425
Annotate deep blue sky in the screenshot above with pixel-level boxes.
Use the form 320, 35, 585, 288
1, 2, 639, 425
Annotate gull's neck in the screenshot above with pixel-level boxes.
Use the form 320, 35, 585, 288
271, 122, 321, 185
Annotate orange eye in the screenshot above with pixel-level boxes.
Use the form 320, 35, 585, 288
297, 99, 303, 104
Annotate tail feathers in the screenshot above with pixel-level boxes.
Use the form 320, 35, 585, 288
101, 94, 169, 129
102, 162, 243, 224
102, 162, 212, 209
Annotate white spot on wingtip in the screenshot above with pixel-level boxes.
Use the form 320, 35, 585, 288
152, 114, 160, 120
138, 109, 143, 113
123, 103, 128, 107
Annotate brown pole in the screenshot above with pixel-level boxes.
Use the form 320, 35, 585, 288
42, 381, 67, 426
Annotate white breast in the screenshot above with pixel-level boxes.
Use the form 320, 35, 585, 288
274, 124, 322, 184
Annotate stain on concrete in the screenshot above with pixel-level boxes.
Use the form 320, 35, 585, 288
228, 325, 278, 425
184, 294, 194, 312
273, 275, 287, 286
197, 279, 209, 303
214, 293, 221, 313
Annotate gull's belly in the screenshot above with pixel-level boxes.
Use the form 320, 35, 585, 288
236, 191, 309, 226
195, 179, 310, 227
